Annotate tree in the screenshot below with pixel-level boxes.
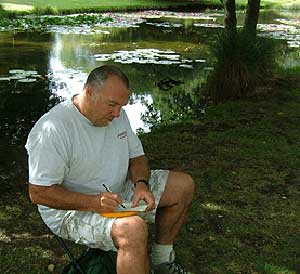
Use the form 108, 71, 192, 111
244, 0, 261, 35
206, 0, 275, 103
223, 0, 237, 32
223, 0, 261, 34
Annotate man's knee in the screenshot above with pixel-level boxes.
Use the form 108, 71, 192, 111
183, 172, 195, 198
112, 216, 148, 248
171, 171, 195, 198
160, 171, 195, 207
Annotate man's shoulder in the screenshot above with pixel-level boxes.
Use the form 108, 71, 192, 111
49, 100, 73, 117
43, 100, 73, 120
32, 101, 74, 133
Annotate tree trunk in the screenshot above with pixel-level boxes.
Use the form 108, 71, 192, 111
224, 0, 237, 32
244, 0, 261, 34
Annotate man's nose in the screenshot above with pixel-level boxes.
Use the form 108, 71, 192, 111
113, 106, 121, 117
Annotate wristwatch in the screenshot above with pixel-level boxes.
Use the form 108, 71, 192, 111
134, 179, 149, 188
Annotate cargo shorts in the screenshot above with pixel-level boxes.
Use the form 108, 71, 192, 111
58, 170, 169, 251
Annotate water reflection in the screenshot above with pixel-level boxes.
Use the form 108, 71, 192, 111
0, 9, 299, 144
48, 33, 154, 132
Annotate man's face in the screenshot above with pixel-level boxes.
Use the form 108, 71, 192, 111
87, 75, 130, 127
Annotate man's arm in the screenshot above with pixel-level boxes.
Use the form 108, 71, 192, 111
129, 155, 155, 211
129, 155, 150, 185
29, 183, 123, 213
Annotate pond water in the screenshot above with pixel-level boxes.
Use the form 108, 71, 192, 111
0, 9, 299, 146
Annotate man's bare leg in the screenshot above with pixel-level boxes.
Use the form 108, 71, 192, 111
155, 171, 195, 244
112, 216, 150, 274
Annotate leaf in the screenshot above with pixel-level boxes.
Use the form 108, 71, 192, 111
47, 264, 55, 272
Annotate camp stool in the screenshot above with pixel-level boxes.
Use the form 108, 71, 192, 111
54, 234, 88, 274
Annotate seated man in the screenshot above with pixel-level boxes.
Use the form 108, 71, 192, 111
26, 65, 195, 274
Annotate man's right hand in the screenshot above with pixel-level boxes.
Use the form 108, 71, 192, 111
97, 192, 124, 213
29, 183, 124, 214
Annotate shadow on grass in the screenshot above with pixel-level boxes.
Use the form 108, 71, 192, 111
1, 76, 300, 274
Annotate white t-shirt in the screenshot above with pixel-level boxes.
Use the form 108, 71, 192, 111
25, 99, 144, 233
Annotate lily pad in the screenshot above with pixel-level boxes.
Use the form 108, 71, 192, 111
17, 78, 37, 83
23, 70, 38, 76
179, 64, 193, 69
9, 69, 25, 74
10, 74, 27, 80
0, 77, 10, 81
94, 48, 183, 65
195, 59, 206, 63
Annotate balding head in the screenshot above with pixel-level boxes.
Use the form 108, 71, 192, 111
85, 65, 130, 93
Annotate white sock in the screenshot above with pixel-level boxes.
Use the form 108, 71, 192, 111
151, 243, 174, 265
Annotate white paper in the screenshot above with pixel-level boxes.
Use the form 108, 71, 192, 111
116, 201, 148, 212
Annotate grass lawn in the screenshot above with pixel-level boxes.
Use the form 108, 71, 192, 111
0, 0, 202, 12
1, 0, 300, 12
202, 0, 300, 9
1, 75, 300, 274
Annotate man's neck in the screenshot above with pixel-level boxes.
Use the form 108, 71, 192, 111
73, 94, 87, 116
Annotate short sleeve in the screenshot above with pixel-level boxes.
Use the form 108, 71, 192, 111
122, 110, 144, 159
25, 118, 69, 186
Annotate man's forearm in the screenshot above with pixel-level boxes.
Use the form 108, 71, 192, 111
129, 155, 150, 185
29, 183, 99, 212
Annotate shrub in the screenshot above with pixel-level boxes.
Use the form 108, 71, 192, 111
0, 4, 8, 18
33, 5, 57, 15
206, 29, 277, 103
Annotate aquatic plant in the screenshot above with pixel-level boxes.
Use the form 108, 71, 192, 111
0, 13, 113, 31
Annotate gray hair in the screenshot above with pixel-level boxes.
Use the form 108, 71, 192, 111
84, 65, 130, 92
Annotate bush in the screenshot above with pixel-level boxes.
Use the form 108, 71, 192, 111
206, 29, 277, 103
33, 5, 57, 15
0, 4, 8, 18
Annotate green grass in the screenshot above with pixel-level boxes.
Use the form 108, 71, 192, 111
1, 75, 300, 274
201, 0, 300, 10
1, 0, 300, 13
0, 0, 199, 13
140, 76, 300, 274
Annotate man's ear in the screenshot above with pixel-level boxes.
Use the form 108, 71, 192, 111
84, 84, 94, 97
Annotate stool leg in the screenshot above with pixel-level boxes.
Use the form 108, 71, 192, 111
54, 235, 87, 274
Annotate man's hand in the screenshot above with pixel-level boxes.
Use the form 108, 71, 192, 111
132, 183, 155, 211
98, 192, 123, 213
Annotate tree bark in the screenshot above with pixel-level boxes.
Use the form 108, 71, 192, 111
244, 0, 261, 34
224, 0, 237, 32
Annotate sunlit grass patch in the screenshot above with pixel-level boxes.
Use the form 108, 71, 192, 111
0, 0, 193, 13
257, 263, 297, 274
0, 2, 34, 11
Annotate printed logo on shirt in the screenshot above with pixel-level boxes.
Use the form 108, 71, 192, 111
117, 131, 127, 139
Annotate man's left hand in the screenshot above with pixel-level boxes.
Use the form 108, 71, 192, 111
132, 183, 155, 211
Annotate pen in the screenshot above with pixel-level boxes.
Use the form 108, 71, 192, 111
102, 184, 126, 208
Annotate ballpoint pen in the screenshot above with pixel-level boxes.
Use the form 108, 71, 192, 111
102, 184, 126, 209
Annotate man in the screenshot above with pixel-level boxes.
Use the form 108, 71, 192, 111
26, 65, 195, 274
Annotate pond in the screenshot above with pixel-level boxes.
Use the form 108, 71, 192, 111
0, 9, 299, 147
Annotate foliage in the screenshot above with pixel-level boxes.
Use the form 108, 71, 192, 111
206, 30, 277, 103
142, 86, 205, 129
0, 4, 18, 20
0, 4, 5, 17
140, 72, 209, 130
0, 76, 61, 146
33, 5, 57, 15
0, 13, 113, 31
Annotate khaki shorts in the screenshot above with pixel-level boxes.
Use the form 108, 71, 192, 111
58, 170, 169, 251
